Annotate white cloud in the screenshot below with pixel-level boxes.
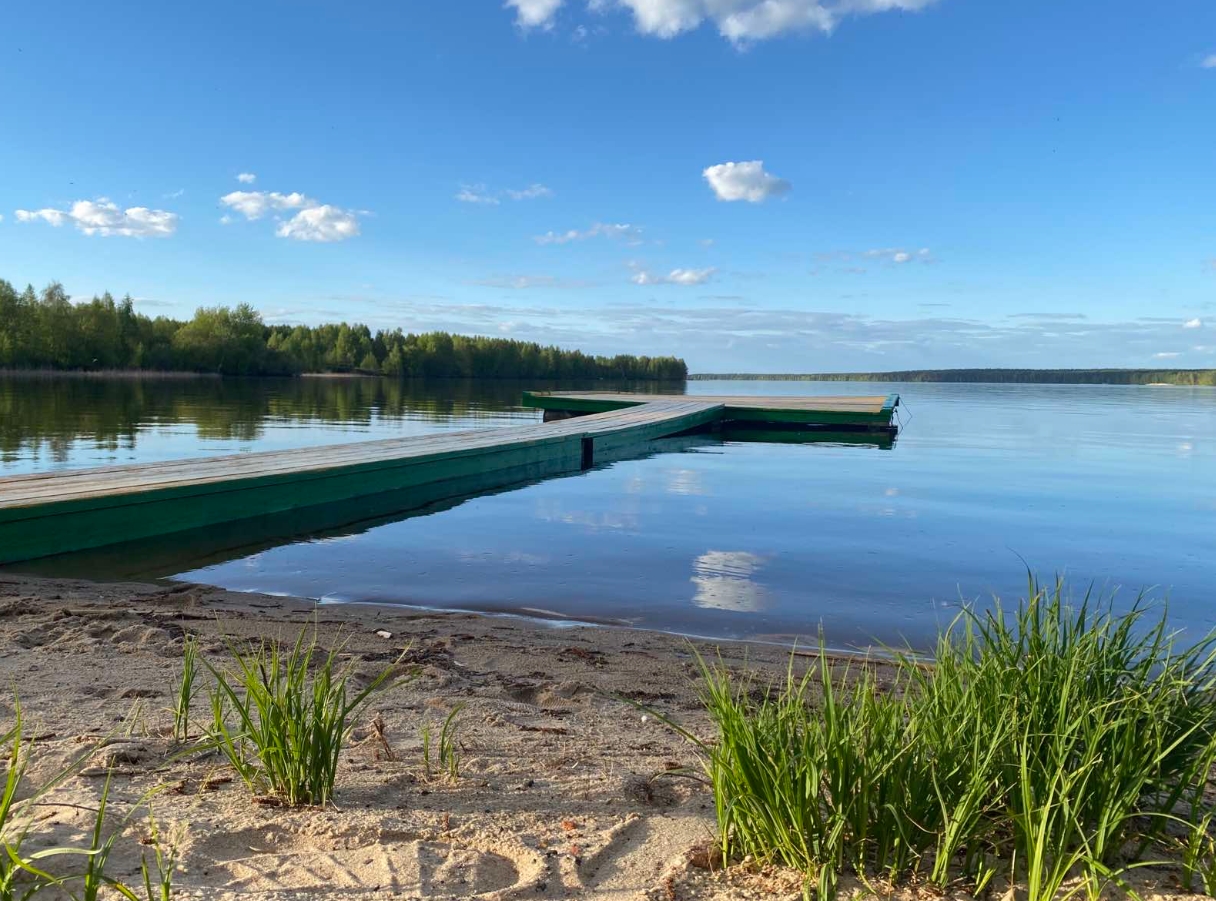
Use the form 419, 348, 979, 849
455, 184, 500, 205
237, 172, 257, 184
865, 247, 933, 264
1184, 318, 1203, 329
15, 208, 66, 226
632, 266, 716, 286
220, 190, 311, 219
604, 0, 938, 43
457, 182, 553, 204
505, 183, 554, 200
717, 0, 834, 41
472, 274, 595, 289
507, 0, 564, 29
164, 188, 186, 199
703, 160, 791, 202
1202, 54, 1216, 69
220, 190, 362, 242
14, 199, 177, 237
535, 221, 643, 244
1154, 352, 1182, 359
275, 205, 360, 242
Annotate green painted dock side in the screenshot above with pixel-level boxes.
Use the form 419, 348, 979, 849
0, 400, 722, 565
0, 390, 899, 566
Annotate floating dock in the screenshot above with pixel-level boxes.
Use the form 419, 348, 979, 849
523, 391, 899, 428
0, 392, 898, 565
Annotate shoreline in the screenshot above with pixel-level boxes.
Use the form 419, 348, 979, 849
0, 573, 1203, 900
0, 368, 223, 380
0, 572, 831, 900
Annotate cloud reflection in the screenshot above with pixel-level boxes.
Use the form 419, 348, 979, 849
665, 468, 705, 496
691, 550, 768, 612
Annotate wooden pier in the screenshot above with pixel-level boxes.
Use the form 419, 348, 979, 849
522, 391, 899, 427
0, 392, 898, 565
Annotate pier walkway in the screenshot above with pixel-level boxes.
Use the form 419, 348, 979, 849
0, 392, 898, 565
523, 390, 899, 427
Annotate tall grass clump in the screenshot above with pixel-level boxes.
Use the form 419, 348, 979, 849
699, 655, 935, 898
689, 577, 1216, 901
205, 627, 401, 806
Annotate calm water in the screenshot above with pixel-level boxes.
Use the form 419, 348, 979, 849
4, 375, 1215, 649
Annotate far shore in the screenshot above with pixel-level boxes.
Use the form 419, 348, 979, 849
689, 368, 1216, 386
0, 368, 222, 380
6, 367, 1215, 387
0, 369, 683, 382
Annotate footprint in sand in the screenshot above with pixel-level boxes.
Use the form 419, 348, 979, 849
186, 826, 546, 898
574, 814, 713, 899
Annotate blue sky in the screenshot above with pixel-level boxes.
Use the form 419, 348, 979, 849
1, 0, 1214, 372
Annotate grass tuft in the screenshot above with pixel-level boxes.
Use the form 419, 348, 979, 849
422, 703, 464, 782
204, 626, 402, 806
170, 634, 198, 744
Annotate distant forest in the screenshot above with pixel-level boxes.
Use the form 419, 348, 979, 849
0, 280, 687, 380
692, 369, 1216, 386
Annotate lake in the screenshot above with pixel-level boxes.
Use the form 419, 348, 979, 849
3, 374, 1214, 650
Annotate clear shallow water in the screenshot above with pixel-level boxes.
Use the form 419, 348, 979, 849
5, 376, 1215, 649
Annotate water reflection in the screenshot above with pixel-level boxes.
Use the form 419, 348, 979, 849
0, 375, 684, 473
534, 497, 641, 532
8, 379, 1216, 650
665, 468, 705, 496
691, 550, 769, 613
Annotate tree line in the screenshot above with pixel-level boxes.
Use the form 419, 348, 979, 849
0, 280, 688, 380
691, 368, 1216, 386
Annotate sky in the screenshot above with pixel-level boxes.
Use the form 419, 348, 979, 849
1, 0, 1214, 373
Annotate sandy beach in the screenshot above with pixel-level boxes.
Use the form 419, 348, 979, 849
0, 574, 1206, 901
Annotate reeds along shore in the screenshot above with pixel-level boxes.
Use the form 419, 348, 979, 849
685, 578, 1216, 900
